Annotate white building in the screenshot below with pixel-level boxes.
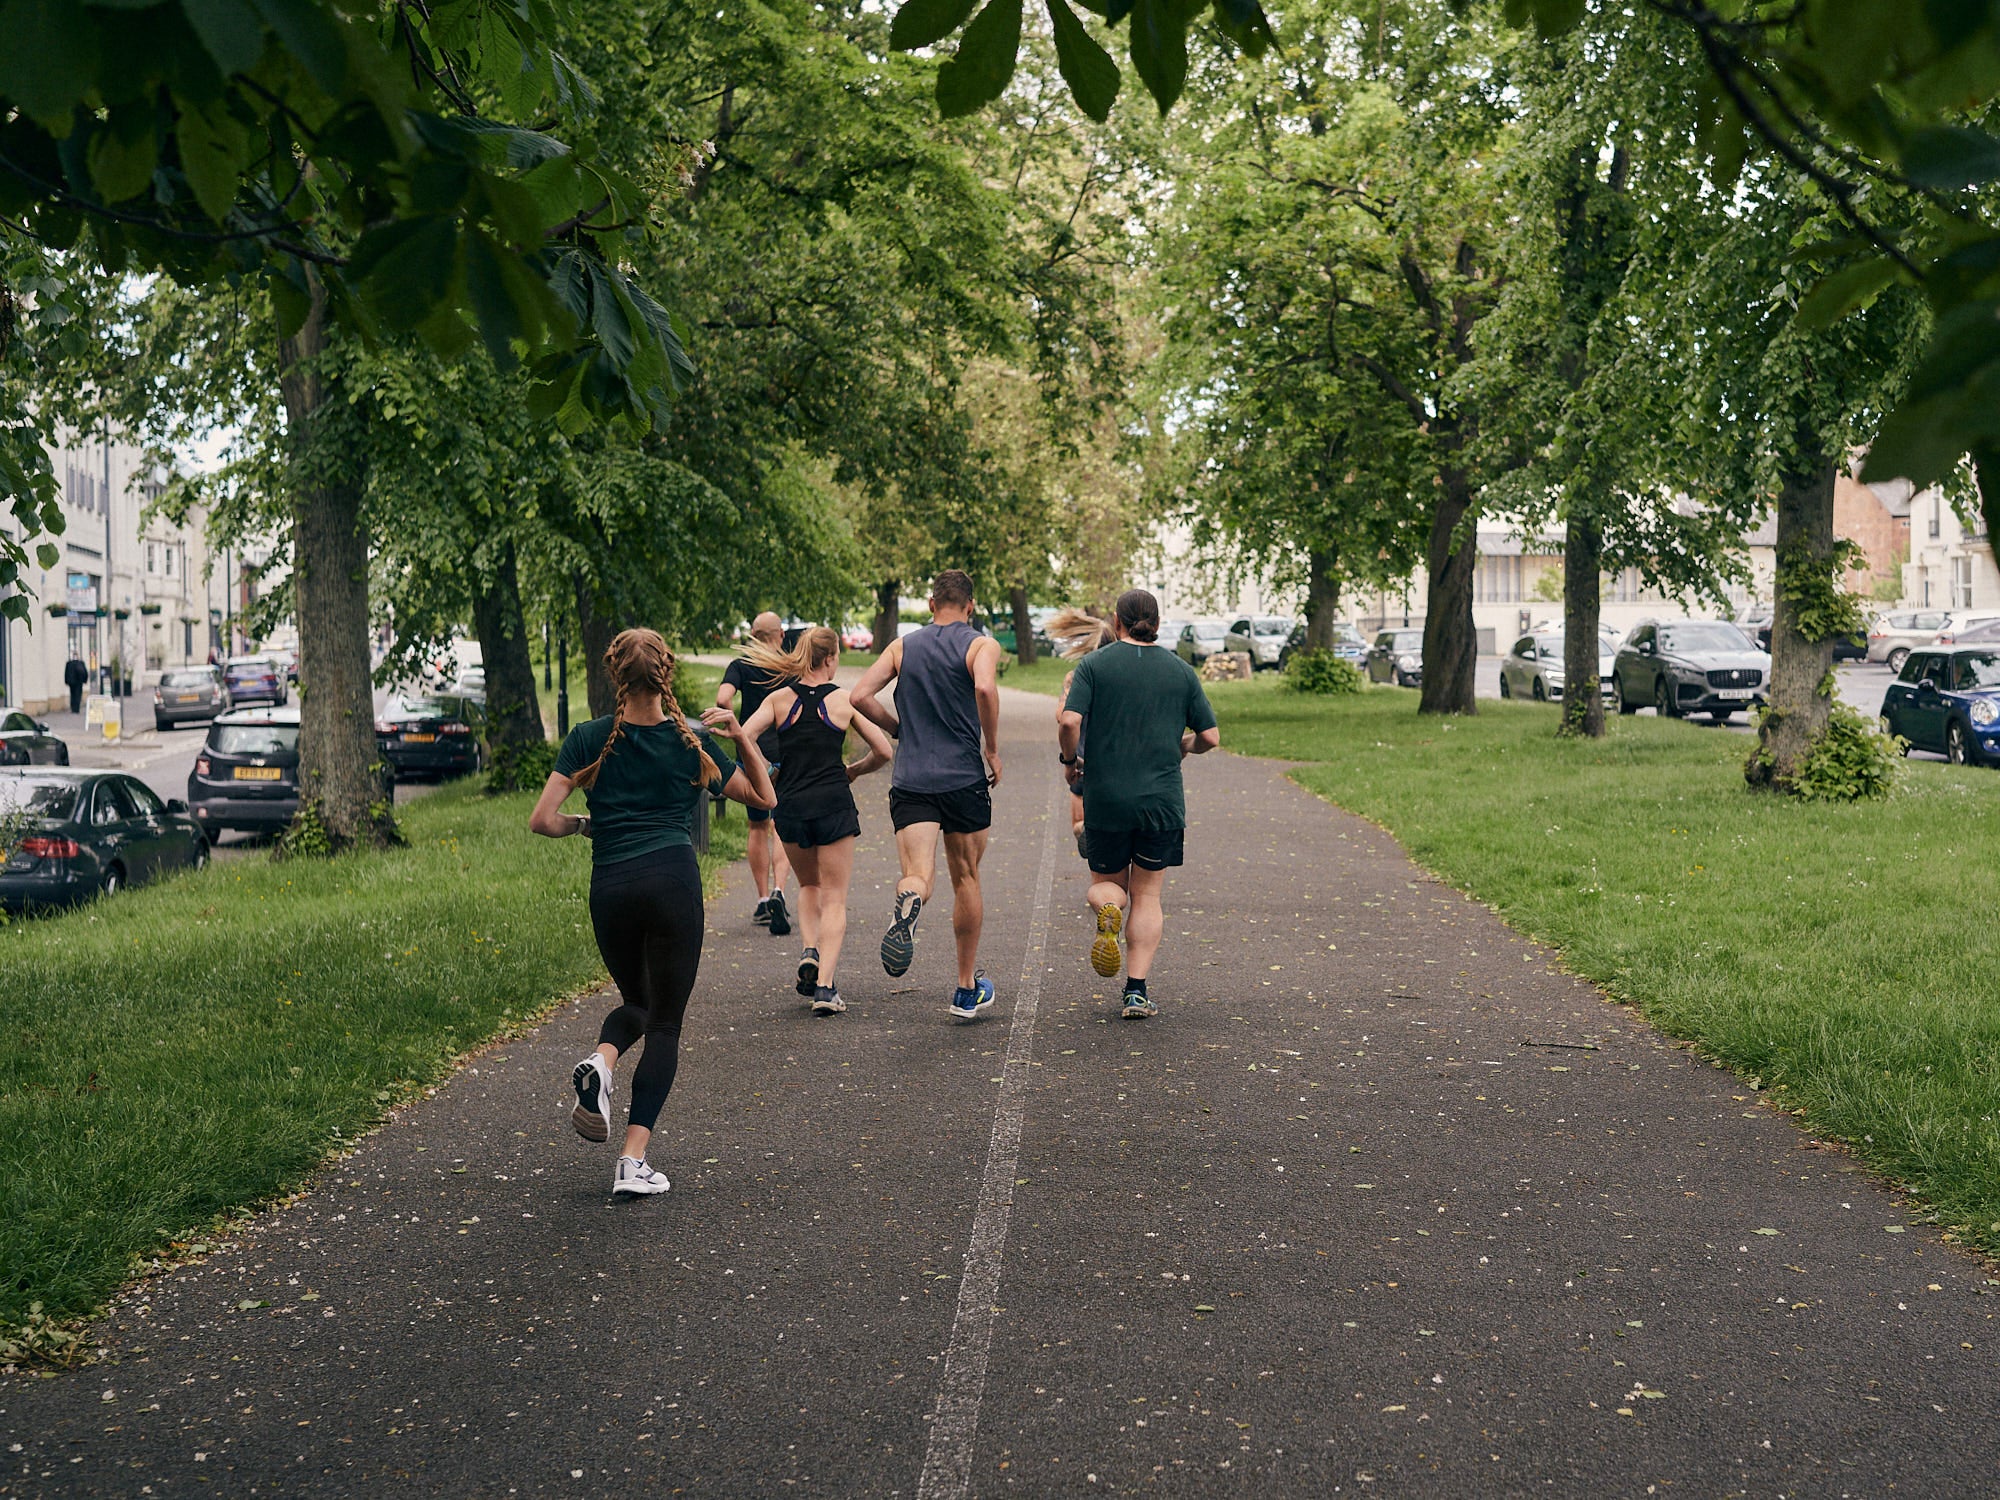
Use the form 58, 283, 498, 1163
1898, 483, 1998, 613
0, 429, 231, 715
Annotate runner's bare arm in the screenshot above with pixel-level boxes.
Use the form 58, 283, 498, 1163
528, 772, 588, 838
850, 638, 902, 736
738, 689, 787, 747
714, 676, 736, 712
1057, 708, 1083, 763
969, 634, 1003, 788
842, 696, 895, 782
1181, 727, 1221, 757
701, 707, 778, 809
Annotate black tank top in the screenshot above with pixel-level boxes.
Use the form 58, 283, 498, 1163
775, 683, 853, 816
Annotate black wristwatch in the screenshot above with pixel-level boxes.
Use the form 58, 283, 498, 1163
1059, 751, 1078, 765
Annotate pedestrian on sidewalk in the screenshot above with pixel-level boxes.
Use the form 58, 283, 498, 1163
851, 569, 1004, 1022
63, 655, 87, 715
529, 627, 776, 1198
1057, 588, 1220, 1019
718, 611, 795, 937
1045, 607, 1114, 862
734, 626, 894, 1015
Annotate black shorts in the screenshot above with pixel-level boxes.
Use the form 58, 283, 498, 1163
775, 804, 861, 849
747, 760, 779, 823
889, 781, 992, 835
1085, 826, 1185, 875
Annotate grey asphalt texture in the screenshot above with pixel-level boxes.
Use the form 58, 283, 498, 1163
5, 686, 1997, 1497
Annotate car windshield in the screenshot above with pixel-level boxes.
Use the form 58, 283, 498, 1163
1956, 653, 2000, 689
226, 660, 272, 674
1390, 631, 1422, 649
392, 697, 459, 718
1532, 636, 1564, 655
212, 724, 299, 755
0, 780, 79, 820
161, 670, 214, 687
1659, 623, 1753, 653
1253, 618, 1291, 634
1193, 623, 1226, 639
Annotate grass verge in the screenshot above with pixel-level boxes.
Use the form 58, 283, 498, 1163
1204, 676, 2000, 1253
0, 778, 744, 1338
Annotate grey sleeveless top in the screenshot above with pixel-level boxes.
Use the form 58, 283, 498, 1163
892, 620, 985, 792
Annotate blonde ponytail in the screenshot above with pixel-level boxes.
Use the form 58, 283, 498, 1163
739, 624, 839, 685
1047, 607, 1114, 660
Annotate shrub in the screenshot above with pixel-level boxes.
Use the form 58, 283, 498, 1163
1283, 648, 1365, 696
1789, 702, 1903, 803
486, 736, 557, 795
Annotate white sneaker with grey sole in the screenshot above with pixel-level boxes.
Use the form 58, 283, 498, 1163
612, 1156, 671, 1196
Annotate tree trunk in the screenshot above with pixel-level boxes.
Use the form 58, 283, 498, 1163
574, 574, 616, 719
277, 272, 395, 852
1009, 584, 1036, 665
471, 538, 546, 788
1558, 509, 1605, 739
1304, 546, 1341, 649
1747, 457, 1838, 790
871, 579, 900, 654
1418, 477, 1478, 715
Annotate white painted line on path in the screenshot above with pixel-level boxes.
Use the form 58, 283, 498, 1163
915, 773, 1063, 1500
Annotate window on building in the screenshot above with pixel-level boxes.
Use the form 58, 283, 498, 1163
1954, 555, 1974, 609
145, 542, 158, 574
165, 544, 177, 578
1932, 500, 1943, 539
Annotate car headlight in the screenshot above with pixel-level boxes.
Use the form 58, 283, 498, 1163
1972, 699, 1999, 728
1398, 653, 1418, 669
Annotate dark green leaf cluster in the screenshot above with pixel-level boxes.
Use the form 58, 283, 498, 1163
1785, 700, 1903, 804
1282, 648, 1365, 696
1776, 537, 1872, 647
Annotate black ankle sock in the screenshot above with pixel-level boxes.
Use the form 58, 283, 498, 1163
1125, 976, 1147, 997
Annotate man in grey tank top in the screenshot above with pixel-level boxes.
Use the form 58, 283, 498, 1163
852, 569, 1004, 1021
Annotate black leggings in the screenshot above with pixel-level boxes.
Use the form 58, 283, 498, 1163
589, 846, 705, 1132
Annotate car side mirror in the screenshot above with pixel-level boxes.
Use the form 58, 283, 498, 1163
167, 797, 188, 813
1638, 642, 1654, 656
1917, 679, 1935, 693
36, 720, 49, 733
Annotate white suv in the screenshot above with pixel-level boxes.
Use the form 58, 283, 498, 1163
1868, 610, 1949, 671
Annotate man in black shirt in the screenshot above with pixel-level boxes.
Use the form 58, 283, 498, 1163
717, 611, 794, 934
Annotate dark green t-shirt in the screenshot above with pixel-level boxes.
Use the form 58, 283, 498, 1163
555, 715, 736, 866
1066, 641, 1217, 832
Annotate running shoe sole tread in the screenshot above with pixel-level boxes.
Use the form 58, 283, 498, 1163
1090, 904, 1124, 978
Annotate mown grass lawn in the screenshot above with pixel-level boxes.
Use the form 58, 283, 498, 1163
1201, 676, 2000, 1252
0, 779, 744, 1333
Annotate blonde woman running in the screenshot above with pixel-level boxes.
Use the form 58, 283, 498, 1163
1046, 607, 1115, 861
736, 626, 894, 1015
530, 628, 775, 1197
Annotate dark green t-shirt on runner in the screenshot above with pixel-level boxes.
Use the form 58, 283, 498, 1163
1066, 641, 1217, 832
554, 715, 736, 866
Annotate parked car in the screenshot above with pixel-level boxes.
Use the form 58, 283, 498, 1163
1611, 619, 1770, 722
1500, 632, 1614, 702
1223, 615, 1295, 670
986, 612, 1057, 658
1952, 618, 2000, 646
447, 667, 487, 706
222, 654, 288, 708
0, 708, 67, 765
1933, 610, 2000, 647
187, 706, 300, 836
1882, 647, 2000, 765
376, 694, 486, 781
1, 768, 208, 912
1866, 609, 1949, 671
267, 646, 299, 683
1278, 621, 1368, 669
1743, 614, 1865, 659
1366, 627, 1426, 687
152, 666, 229, 729
1174, 619, 1230, 667
840, 623, 875, 651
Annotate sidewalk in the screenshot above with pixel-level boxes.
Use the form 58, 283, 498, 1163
3, 686, 1994, 1496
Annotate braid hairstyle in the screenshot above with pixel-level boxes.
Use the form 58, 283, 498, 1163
739, 624, 839, 684
569, 628, 720, 791
1046, 606, 1114, 660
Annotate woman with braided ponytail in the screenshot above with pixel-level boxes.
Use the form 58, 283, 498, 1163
530, 628, 775, 1197
734, 626, 894, 1015
1046, 608, 1115, 861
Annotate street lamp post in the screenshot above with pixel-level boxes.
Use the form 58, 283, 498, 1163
102, 420, 114, 698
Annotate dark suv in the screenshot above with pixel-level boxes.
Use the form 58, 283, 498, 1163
222, 655, 288, 708
1612, 620, 1770, 723
1365, 628, 1426, 686
187, 706, 300, 836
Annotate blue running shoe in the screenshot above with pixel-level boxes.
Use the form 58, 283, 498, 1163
1120, 988, 1158, 1019
881, 891, 922, 976
951, 971, 996, 1022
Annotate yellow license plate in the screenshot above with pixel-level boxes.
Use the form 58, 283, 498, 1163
176, 694, 199, 702
402, 732, 436, 743
233, 766, 282, 781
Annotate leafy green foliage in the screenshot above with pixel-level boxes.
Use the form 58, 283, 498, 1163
1282, 648, 1364, 696
1784, 701, 1903, 804
1777, 537, 1872, 647
486, 736, 556, 795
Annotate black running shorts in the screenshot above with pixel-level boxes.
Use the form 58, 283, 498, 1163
1085, 825, 1185, 875
775, 805, 861, 849
889, 781, 992, 835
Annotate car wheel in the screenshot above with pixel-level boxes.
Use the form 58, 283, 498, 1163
1887, 647, 1910, 673
56, 747, 69, 766
1613, 677, 1637, 716
1531, 677, 1547, 702
101, 864, 124, 897
1499, 674, 1511, 699
1654, 677, 1677, 719
192, 836, 211, 870
1947, 720, 1981, 766
1707, 711, 1732, 725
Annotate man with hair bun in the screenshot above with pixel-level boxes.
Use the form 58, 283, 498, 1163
1057, 587, 1220, 1019
851, 568, 1005, 1021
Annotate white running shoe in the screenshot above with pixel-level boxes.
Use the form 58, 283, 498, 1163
612, 1156, 671, 1196
570, 1054, 613, 1142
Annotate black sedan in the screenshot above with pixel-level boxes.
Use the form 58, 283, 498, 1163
1882, 647, 2000, 765
187, 706, 300, 836
1612, 620, 1770, 723
152, 666, 230, 729
1, 709, 68, 765
1, 769, 208, 912
377, 694, 485, 781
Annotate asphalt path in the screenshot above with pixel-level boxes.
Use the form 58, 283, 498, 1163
6, 684, 1998, 1496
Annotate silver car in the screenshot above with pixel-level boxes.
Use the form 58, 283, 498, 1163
152, 666, 229, 729
1500, 632, 1614, 703
1223, 615, 1294, 669
1174, 619, 1229, 666
1867, 609, 1948, 671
